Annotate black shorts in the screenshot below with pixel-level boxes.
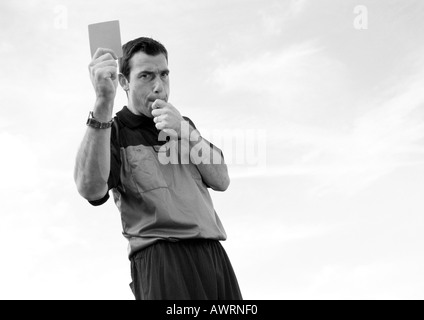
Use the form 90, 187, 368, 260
129, 239, 243, 300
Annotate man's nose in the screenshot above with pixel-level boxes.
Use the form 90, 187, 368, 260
153, 78, 164, 94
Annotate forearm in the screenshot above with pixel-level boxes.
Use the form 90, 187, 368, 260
74, 100, 113, 200
187, 128, 230, 191
151, 105, 230, 190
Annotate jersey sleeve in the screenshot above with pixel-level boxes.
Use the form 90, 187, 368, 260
88, 119, 121, 206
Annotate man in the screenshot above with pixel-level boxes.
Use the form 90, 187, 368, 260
74, 37, 242, 300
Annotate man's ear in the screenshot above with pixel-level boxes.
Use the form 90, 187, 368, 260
118, 73, 129, 92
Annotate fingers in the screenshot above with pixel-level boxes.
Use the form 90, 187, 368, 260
92, 60, 117, 70
90, 60, 118, 80
151, 100, 169, 118
92, 60, 118, 72
152, 99, 168, 110
89, 54, 117, 70
162, 128, 179, 139
153, 113, 168, 130
92, 48, 118, 60
89, 48, 118, 75
153, 113, 170, 127
155, 122, 178, 136
154, 111, 175, 131
98, 66, 118, 81
155, 121, 166, 131
153, 115, 163, 123
152, 104, 183, 138
151, 108, 164, 117
88, 48, 119, 101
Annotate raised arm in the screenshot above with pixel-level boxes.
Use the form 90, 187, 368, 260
74, 48, 118, 201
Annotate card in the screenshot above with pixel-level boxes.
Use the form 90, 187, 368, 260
88, 20, 123, 58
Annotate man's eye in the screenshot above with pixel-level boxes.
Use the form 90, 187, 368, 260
139, 74, 151, 80
161, 73, 169, 79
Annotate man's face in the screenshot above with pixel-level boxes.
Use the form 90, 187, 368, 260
126, 52, 170, 118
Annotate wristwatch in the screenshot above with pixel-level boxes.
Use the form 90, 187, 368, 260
86, 111, 114, 129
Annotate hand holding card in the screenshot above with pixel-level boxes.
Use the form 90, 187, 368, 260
88, 20, 123, 58
88, 20, 123, 106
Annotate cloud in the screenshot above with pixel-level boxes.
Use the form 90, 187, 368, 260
228, 219, 338, 253
261, 77, 424, 196
212, 39, 323, 94
0, 132, 42, 191
306, 71, 424, 195
259, 0, 308, 35
211, 33, 424, 196
211, 39, 351, 128
304, 258, 424, 299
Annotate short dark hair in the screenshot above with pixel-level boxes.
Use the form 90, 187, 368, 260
119, 37, 168, 80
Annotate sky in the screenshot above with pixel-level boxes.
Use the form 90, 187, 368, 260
0, 0, 424, 300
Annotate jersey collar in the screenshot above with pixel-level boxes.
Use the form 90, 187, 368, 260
116, 106, 156, 129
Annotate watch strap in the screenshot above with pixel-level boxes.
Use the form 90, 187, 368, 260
86, 111, 114, 129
